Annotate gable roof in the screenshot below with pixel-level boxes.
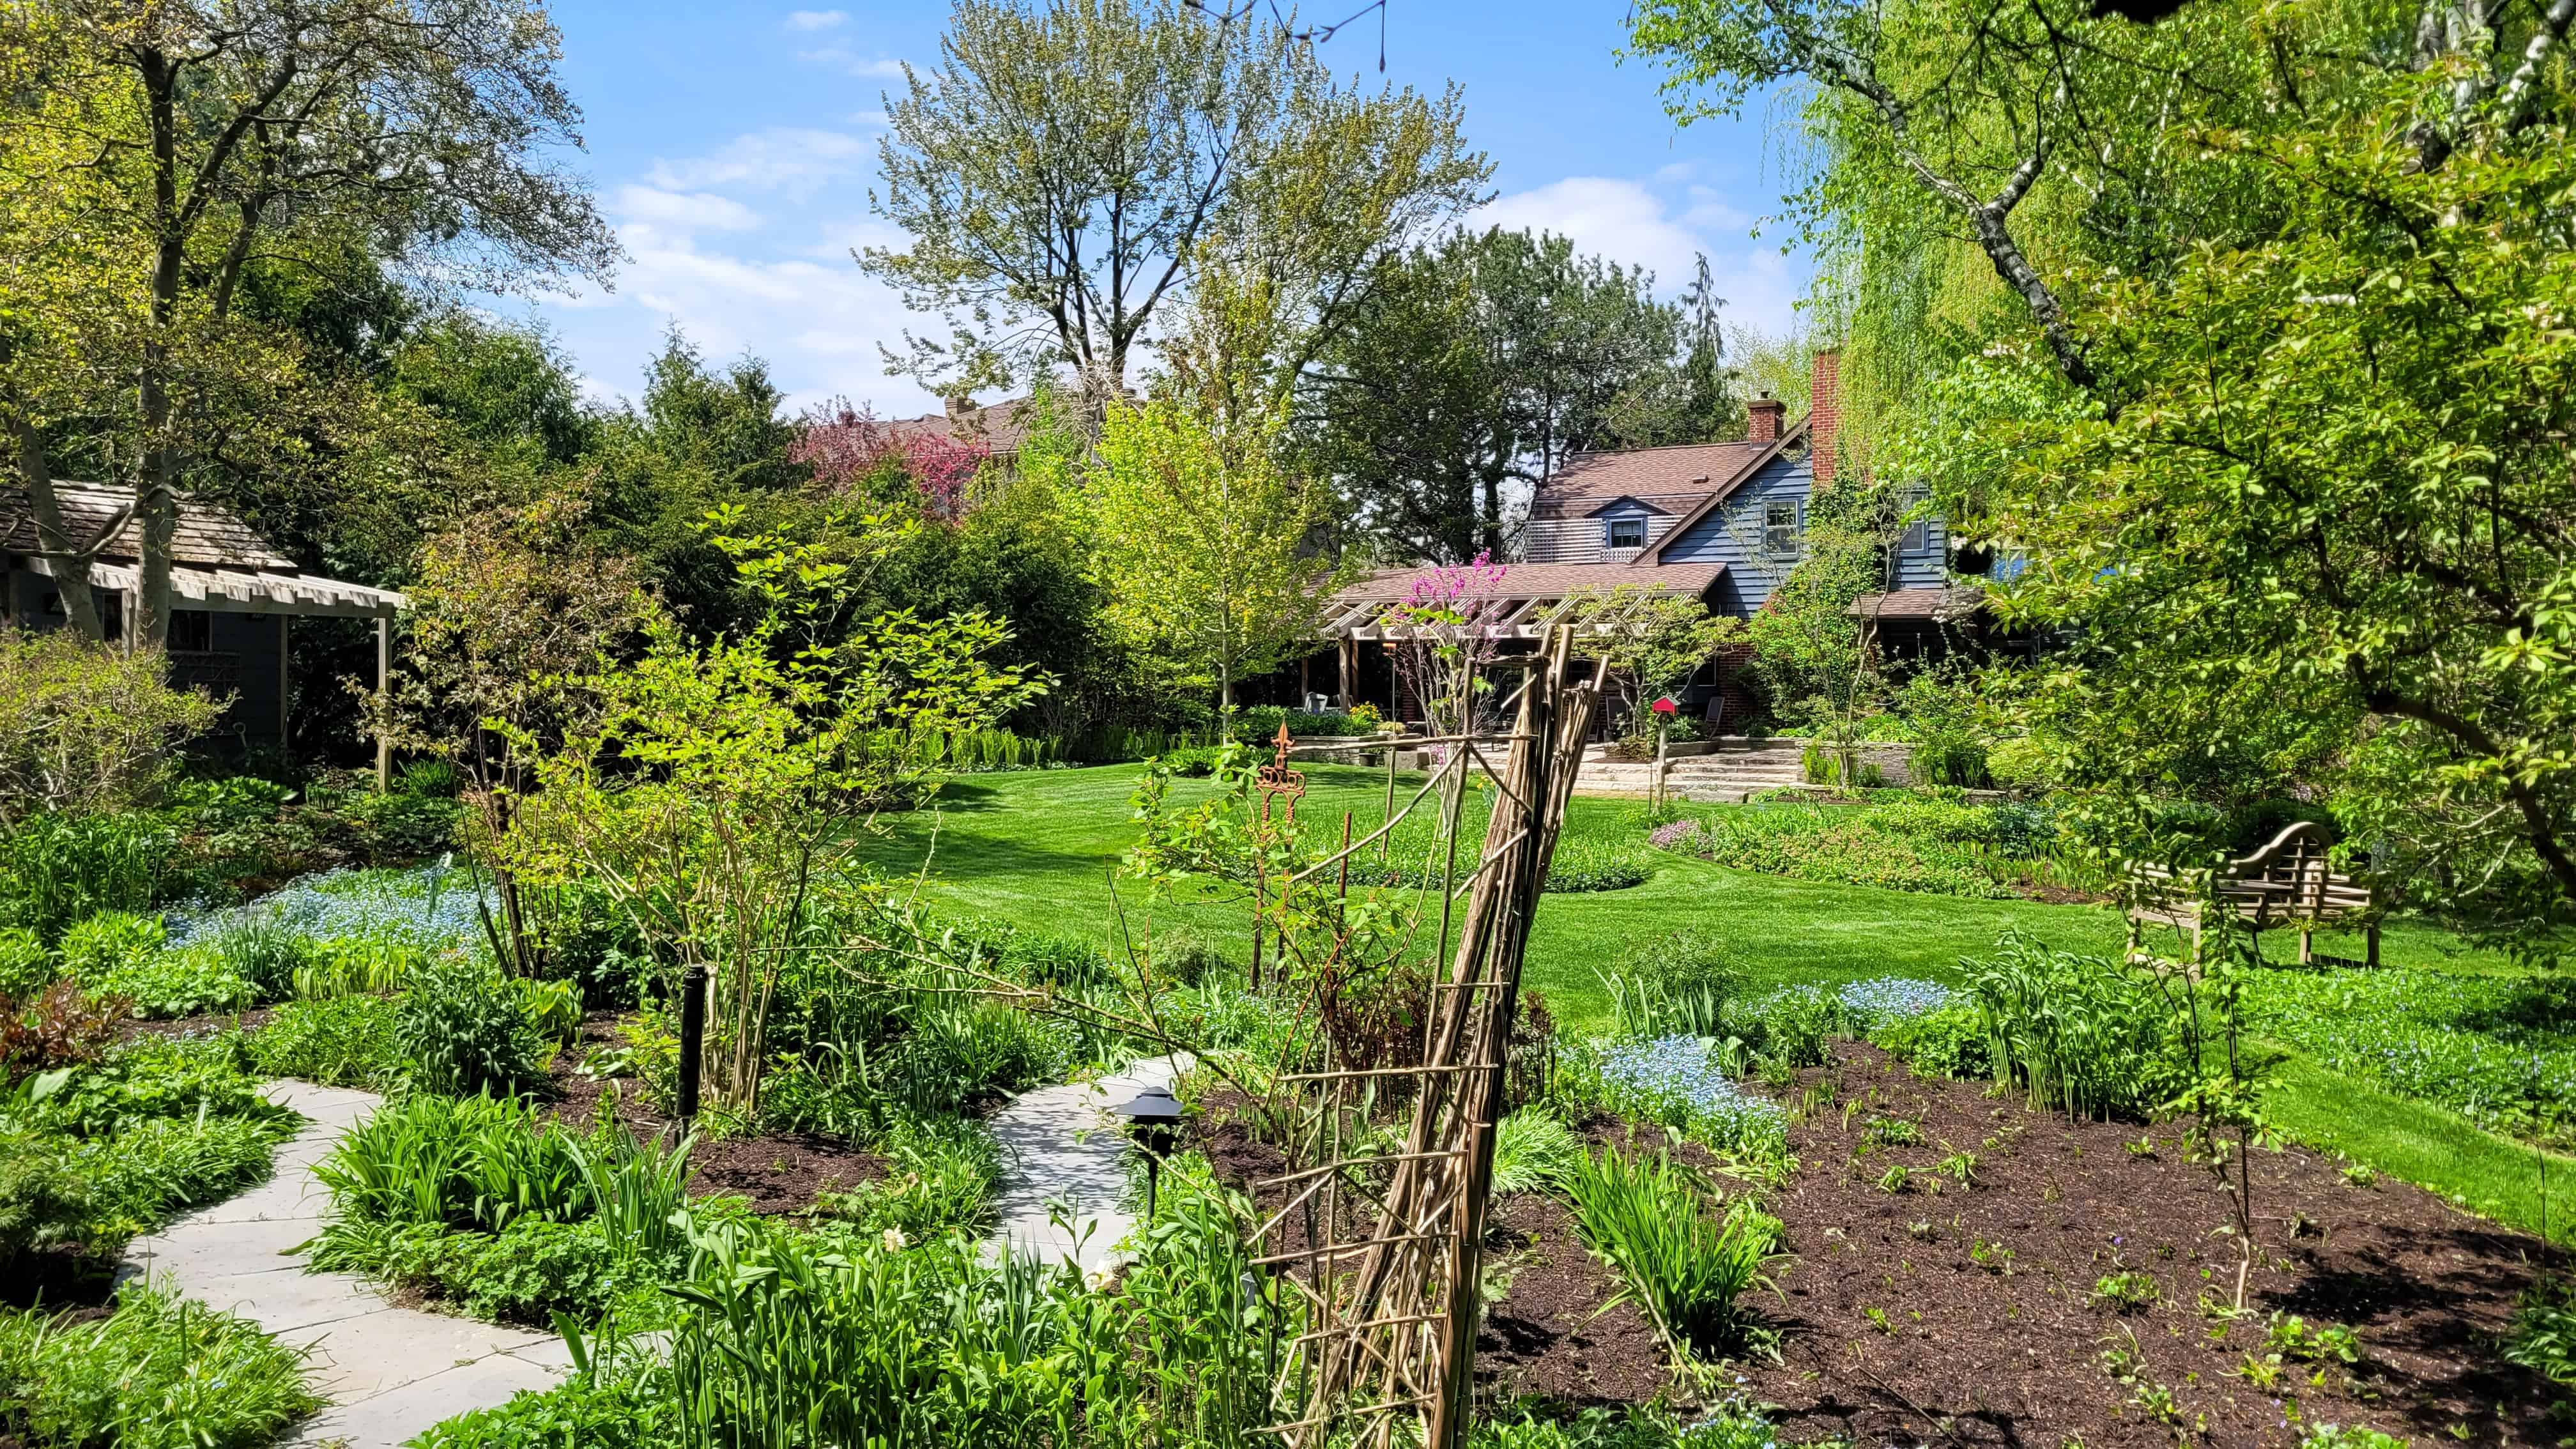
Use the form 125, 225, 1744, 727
1321, 560, 1728, 641
1, 481, 298, 571
883, 395, 1039, 457
1, 482, 406, 618
1530, 440, 1770, 518
1637, 415, 1813, 565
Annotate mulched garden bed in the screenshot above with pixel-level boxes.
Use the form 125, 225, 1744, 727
542, 1013, 885, 1216
1733, 1042, 2562, 1446
1187, 1047, 2565, 1445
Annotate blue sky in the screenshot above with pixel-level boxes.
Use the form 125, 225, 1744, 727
524, 0, 1816, 418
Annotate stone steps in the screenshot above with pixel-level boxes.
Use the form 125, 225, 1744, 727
1573, 742, 1825, 804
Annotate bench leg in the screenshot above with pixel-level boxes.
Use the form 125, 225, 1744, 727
2366, 923, 2380, 969
2298, 926, 2312, 966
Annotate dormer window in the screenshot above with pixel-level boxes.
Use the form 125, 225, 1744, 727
1607, 517, 1646, 550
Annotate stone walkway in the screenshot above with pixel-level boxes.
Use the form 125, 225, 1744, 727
122, 1082, 572, 1449
985, 1053, 1190, 1280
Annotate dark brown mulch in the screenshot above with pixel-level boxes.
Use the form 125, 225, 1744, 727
113, 1006, 275, 1041
1735, 1043, 2564, 1447
1186, 1048, 2566, 1445
542, 1013, 885, 1216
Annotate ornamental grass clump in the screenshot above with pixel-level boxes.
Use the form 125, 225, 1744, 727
1563, 1143, 1784, 1361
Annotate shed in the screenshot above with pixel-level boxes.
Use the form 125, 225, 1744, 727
2, 482, 408, 776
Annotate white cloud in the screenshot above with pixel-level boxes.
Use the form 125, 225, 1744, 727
785, 9, 847, 30
643, 128, 871, 197
613, 185, 763, 233
1471, 176, 1708, 289
1469, 175, 1800, 339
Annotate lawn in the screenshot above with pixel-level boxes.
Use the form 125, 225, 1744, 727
860, 763, 2576, 1239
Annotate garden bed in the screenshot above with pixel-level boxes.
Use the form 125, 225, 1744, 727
541, 1013, 888, 1216
1188, 1046, 2563, 1445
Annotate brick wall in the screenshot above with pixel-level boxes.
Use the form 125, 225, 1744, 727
1811, 348, 1843, 489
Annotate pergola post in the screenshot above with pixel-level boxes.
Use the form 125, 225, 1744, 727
1339, 635, 1358, 707
375, 615, 392, 792
277, 615, 291, 758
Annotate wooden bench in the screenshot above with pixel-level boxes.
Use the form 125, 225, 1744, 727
2126, 821, 2379, 967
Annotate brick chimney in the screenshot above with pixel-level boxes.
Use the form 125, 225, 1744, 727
1809, 348, 1843, 488
1747, 392, 1785, 444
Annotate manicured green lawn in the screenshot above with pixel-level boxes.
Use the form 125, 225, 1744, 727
860, 763, 2573, 1241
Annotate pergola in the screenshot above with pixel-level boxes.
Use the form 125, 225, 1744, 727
1316, 562, 1726, 705
3, 482, 409, 783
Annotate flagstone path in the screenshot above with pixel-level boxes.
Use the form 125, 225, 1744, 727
121, 1082, 572, 1449
985, 1053, 1191, 1280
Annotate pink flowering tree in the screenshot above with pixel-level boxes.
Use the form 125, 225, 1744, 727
790, 398, 992, 521
1381, 555, 1516, 825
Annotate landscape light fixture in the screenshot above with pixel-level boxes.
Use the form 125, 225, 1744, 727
1112, 1085, 1186, 1220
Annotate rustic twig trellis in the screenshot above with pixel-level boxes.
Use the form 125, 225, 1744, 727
1252, 625, 1604, 1448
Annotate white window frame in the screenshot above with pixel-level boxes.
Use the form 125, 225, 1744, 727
1762, 501, 1800, 556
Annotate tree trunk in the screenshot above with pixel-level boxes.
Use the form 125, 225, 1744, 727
135, 45, 185, 650
12, 422, 105, 641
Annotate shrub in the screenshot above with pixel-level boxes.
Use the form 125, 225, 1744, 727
1966, 933, 2178, 1119
1563, 1144, 1783, 1360
0, 629, 222, 827
396, 956, 546, 1097
0, 1280, 319, 1449
247, 995, 407, 1089
0, 813, 174, 943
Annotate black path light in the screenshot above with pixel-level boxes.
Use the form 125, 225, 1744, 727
1112, 1084, 1186, 1221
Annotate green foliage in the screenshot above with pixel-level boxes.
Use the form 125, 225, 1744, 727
1307, 227, 1727, 564
366, 1215, 631, 1326
1602, 930, 1740, 1038
864, 0, 1484, 397
247, 995, 407, 1089
396, 956, 547, 1098
410, 1363, 677, 1449
1869, 1000, 1993, 1080
824, 1115, 1000, 1243
2503, 1273, 2576, 1392
2297, 1427, 2409, 1449
206, 912, 309, 1002
2088, 1270, 2160, 1313
1647, 801, 2018, 899
1489, 1107, 1585, 1197
0, 630, 222, 829
1562, 1143, 1783, 1360
1091, 397, 1347, 713
1965, 933, 2175, 1119
310, 1092, 588, 1242
2242, 967, 2576, 1148
1473, 1403, 1780, 1449
0, 928, 49, 1000
0, 1281, 321, 1449
0, 813, 171, 944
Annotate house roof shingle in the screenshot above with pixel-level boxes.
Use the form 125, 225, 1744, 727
1330, 560, 1726, 604
1528, 441, 1770, 518
0, 482, 298, 571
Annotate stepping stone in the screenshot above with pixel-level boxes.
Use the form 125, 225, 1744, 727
986, 1054, 1192, 1280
